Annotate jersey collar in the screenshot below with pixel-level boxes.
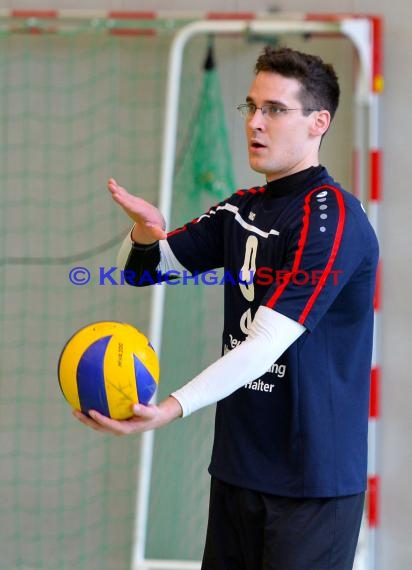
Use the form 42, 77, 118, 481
265, 165, 324, 198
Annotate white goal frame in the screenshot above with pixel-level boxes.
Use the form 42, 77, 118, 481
0, 9, 382, 570
135, 14, 383, 570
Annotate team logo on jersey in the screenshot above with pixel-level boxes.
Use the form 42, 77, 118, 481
248, 211, 256, 221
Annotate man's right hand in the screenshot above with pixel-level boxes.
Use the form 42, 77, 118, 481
72, 396, 183, 436
107, 177, 167, 244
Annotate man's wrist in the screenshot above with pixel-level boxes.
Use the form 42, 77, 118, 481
160, 396, 183, 422
130, 224, 158, 247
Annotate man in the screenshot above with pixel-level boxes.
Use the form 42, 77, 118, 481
74, 47, 379, 569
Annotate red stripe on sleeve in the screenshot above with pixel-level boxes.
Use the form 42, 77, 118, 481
167, 213, 205, 238
167, 226, 187, 238
265, 190, 314, 309
266, 186, 346, 325
298, 189, 345, 323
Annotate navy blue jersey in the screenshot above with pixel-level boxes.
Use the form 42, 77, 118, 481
167, 165, 378, 497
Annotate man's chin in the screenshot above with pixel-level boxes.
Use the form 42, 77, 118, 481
249, 157, 264, 170
249, 160, 271, 176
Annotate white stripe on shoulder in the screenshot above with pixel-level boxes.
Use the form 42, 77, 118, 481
198, 202, 279, 239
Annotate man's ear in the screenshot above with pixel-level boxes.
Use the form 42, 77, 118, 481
309, 109, 331, 137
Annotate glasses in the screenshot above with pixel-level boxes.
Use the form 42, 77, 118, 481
236, 103, 318, 120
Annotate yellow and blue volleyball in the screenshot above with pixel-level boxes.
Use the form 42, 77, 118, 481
58, 321, 159, 420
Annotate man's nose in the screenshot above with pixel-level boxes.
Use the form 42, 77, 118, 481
248, 107, 266, 130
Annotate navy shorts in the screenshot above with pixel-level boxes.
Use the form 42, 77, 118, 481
201, 478, 364, 570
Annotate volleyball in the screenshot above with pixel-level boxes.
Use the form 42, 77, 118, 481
58, 321, 159, 420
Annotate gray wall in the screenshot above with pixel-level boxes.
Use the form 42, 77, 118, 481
2, 0, 411, 569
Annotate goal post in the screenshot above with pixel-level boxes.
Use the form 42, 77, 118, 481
136, 13, 383, 570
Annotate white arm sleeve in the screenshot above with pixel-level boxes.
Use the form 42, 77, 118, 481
116, 231, 134, 269
171, 306, 305, 417
116, 228, 186, 273
157, 240, 186, 273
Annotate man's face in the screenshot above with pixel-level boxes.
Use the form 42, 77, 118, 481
244, 71, 320, 182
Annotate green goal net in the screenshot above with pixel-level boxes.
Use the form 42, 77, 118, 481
0, 28, 234, 569
0, 15, 373, 570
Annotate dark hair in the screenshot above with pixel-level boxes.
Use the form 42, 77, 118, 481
255, 46, 340, 120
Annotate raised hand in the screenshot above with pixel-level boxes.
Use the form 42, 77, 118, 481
107, 177, 167, 244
